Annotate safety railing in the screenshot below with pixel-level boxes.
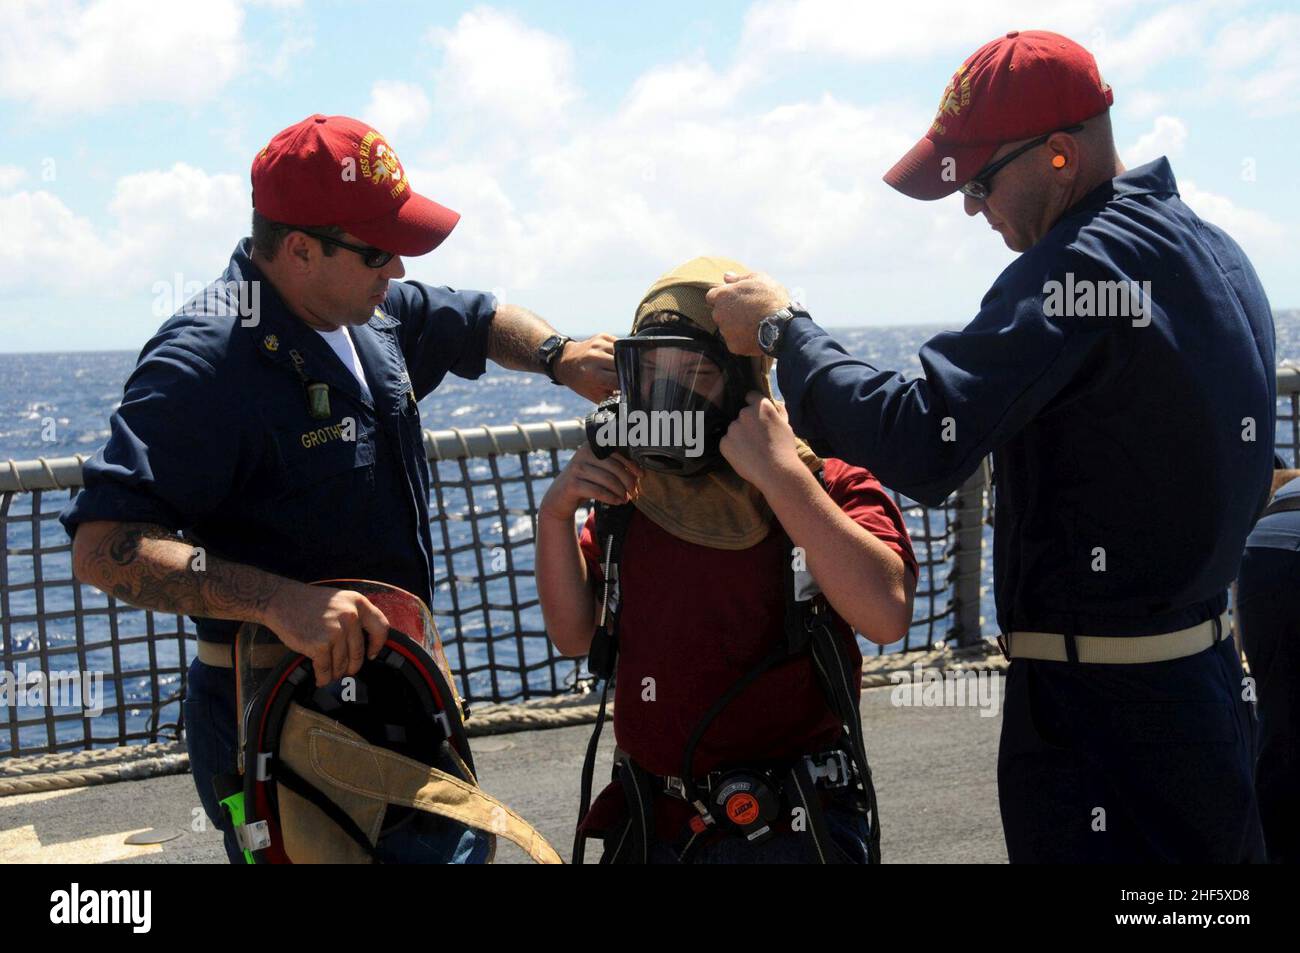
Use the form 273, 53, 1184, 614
2, 364, 1298, 758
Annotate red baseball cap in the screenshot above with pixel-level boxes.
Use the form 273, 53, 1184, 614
884, 31, 1113, 201
251, 114, 460, 256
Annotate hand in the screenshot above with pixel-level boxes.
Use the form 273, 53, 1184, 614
554, 333, 618, 403
539, 445, 643, 521
719, 392, 804, 491
264, 584, 391, 687
705, 271, 790, 357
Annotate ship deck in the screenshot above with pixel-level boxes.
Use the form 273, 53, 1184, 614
0, 680, 1006, 864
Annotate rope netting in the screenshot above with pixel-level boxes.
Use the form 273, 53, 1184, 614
2, 368, 1297, 759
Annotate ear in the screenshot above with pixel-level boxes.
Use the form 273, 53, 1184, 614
282, 230, 314, 271
1046, 130, 1080, 180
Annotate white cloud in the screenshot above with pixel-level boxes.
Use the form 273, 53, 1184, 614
1179, 179, 1287, 259
262, 27, 315, 81
427, 9, 579, 133
1118, 89, 1167, 120
1089, 5, 1211, 83
0, 165, 27, 191
0, 164, 248, 298
405, 68, 999, 327
0, 0, 247, 114
620, 60, 753, 123
1205, 14, 1300, 118
1206, 13, 1298, 73
310, 10, 1016, 328
364, 81, 433, 141
1123, 115, 1188, 166
0, 191, 108, 291
7, 0, 1293, 337
739, 0, 1136, 63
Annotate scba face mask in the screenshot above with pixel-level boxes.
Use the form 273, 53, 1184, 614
586, 319, 754, 477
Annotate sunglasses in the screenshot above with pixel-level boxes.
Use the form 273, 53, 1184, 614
959, 125, 1084, 201
294, 228, 396, 268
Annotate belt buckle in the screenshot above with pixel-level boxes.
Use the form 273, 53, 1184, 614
996, 633, 1011, 661
663, 776, 687, 800
805, 750, 851, 788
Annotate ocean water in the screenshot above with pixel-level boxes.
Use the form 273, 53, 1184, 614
2, 312, 1298, 752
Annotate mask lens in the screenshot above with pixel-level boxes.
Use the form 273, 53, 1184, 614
621, 342, 726, 414
610, 333, 738, 477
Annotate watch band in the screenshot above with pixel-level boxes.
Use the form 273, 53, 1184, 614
537, 335, 572, 384
758, 303, 809, 356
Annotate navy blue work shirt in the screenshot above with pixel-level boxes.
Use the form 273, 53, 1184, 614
60, 239, 497, 644
777, 158, 1277, 638
1247, 476, 1300, 552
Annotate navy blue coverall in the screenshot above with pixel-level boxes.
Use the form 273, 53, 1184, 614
61, 239, 498, 862
775, 159, 1274, 862
1237, 474, 1300, 863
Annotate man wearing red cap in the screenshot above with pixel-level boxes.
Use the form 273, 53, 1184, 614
61, 114, 615, 863
709, 32, 1273, 862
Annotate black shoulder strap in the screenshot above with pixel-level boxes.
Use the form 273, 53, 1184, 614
573, 500, 636, 865
586, 502, 636, 680
782, 467, 830, 653
785, 466, 882, 861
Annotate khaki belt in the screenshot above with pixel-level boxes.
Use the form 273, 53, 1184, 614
1000, 611, 1231, 664
197, 640, 291, 669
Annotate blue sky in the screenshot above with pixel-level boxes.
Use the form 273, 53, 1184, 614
1, 0, 1296, 352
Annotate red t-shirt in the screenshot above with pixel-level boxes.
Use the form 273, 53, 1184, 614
576, 458, 917, 838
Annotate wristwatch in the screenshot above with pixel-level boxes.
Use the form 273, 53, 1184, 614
757, 303, 809, 357
537, 334, 572, 384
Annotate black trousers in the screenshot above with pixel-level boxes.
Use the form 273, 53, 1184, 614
997, 637, 1265, 863
1237, 545, 1300, 864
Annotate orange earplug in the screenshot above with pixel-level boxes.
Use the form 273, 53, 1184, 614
1052, 154, 1067, 169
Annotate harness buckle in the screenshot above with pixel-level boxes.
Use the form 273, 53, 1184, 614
805, 749, 852, 788
235, 820, 271, 852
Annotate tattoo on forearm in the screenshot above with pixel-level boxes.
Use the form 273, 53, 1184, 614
105, 523, 161, 566
88, 522, 283, 622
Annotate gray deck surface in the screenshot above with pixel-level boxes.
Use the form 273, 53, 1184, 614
0, 683, 1007, 864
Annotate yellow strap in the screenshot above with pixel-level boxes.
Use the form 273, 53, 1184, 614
284, 704, 562, 864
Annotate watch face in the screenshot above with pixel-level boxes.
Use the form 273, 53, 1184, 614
758, 319, 779, 352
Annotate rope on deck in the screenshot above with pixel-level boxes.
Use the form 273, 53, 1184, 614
0, 643, 1003, 796
0, 741, 190, 795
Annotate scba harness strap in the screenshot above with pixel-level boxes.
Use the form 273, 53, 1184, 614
573, 474, 882, 864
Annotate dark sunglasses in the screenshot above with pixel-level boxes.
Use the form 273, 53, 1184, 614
959, 125, 1084, 201
294, 227, 396, 268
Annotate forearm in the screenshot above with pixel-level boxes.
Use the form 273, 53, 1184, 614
776, 323, 966, 506
760, 465, 913, 644
485, 303, 557, 373
72, 521, 294, 626
535, 512, 599, 657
